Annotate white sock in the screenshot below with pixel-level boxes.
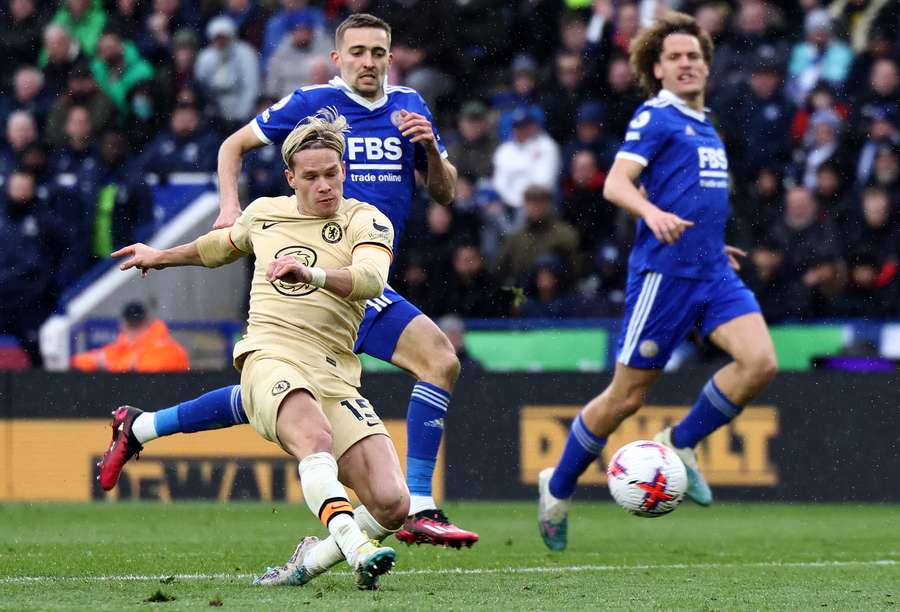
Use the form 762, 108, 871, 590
131, 413, 158, 444
408, 495, 436, 515
297, 454, 367, 567
303, 506, 396, 573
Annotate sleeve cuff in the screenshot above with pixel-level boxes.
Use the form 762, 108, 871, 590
249, 119, 273, 145
616, 151, 649, 167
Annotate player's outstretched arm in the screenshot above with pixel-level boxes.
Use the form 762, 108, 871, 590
112, 242, 204, 277
604, 157, 694, 246
214, 124, 266, 229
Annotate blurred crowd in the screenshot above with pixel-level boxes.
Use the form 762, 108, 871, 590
1, 0, 900, 365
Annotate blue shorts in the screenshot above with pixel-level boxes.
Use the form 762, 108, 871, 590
354, 286, 422, 362
616, 268, 761, 369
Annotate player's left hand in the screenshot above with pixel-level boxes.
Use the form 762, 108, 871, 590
398, 110, 437, 150
724, 245, 747, 272
111, 243, 163, 278
267, 255, 311, 285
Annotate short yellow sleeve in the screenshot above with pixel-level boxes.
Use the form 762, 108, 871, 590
196, 212, 253, 268
347, 207, 394, 260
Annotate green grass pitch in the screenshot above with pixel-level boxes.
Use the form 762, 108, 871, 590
2, 501, 898, 610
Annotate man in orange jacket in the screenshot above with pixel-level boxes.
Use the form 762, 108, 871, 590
71, 302, 190, 372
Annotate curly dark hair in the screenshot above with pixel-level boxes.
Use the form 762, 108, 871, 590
628, 11, 714, 96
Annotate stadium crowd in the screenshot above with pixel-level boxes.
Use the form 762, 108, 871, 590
1, 0, 900, 366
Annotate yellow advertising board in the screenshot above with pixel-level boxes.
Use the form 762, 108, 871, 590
520, 405, 778, 487
0, 419, 442, 502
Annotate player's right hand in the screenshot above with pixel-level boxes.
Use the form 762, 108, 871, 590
266, 255, 311, 285
213, 206, 241, 229
111, 243, 162, 278
643, 207, 694, 245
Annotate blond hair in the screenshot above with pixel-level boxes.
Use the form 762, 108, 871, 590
629, 11, 714, 96
280, 108, 350, 169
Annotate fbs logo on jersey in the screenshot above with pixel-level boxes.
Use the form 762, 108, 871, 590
322, 221, 343, 244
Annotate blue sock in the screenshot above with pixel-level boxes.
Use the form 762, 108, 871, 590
549, 412, 606, 499
405, 382, 450, 498
671, 378, 742, 449
153, 385, 248, 436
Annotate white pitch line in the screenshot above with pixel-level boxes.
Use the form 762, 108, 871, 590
0, 559, 896, 585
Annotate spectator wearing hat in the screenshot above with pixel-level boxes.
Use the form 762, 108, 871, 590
90, 30, 154, 114
195, 16, 260, 129
45, 61, 115, 148
562, 100, 617, 174
495, 54, 545, 141
445, 100, 498, 182
170, 29, 200, 94
71, 302, 190, 372
788, 9, 853, 104
264, 9, 332, 99
39, 24, 84, 97
797, 108, 845, 189
854, 108, 900, 187
717, 54, 794, 184
260, 1, 325, 70
865, 144, 900, 203
492, 105, 560, 213
494, 184, 579, 286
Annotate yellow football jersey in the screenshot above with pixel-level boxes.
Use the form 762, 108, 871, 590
196, 195, 394, 387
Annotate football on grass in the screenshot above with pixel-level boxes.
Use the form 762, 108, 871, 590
607, 440, 688, 517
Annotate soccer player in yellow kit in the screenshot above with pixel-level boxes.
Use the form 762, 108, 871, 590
112, 114, 407, 590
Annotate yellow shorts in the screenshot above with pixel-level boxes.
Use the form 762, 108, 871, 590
238, 350, 389, 459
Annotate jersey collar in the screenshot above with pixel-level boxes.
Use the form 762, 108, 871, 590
658, 89, 708, 122
329, 76, 389, 111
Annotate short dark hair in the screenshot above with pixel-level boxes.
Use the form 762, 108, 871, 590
334, 13, 391, 49
629, 11, 714, 96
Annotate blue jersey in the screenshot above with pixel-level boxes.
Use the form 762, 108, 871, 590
250, 76, 447, 244
616, 89, 730, 280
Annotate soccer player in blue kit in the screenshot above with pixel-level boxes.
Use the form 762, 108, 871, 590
537, 12, 778, 551
98, 14, 479, 548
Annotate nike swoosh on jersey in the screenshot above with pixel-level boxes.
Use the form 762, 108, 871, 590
262, 221, 285, 229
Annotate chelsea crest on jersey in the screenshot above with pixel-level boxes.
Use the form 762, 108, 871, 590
250, 76, 447, 242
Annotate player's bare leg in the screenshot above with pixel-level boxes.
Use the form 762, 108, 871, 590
389, 315, 478, 548
656, 313, 777, 505
539, 364, 660, 550
707, 313, 778, 406
256, 390, 395, 589
259, 434, 408, 589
